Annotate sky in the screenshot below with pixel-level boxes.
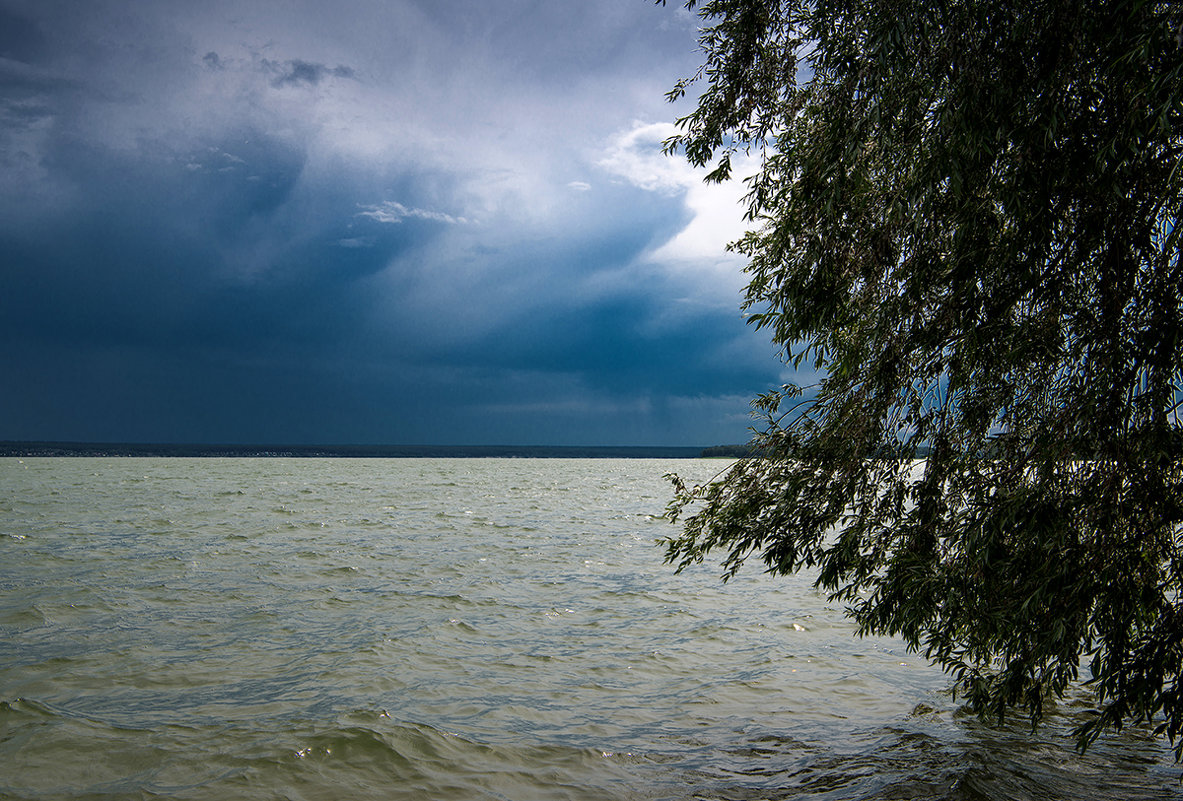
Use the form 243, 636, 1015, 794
0, 0, 791, 447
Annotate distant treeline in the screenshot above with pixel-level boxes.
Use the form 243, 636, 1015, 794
699, 443, 935, 459
700, 444, 754, 458
0, 441, 707, 459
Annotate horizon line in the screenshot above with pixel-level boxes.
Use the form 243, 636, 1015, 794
0, 441, 738, 458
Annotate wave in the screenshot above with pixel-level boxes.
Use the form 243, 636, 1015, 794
0, 703, 665, 801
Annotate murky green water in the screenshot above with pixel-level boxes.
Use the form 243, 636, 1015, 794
0, 457, 1177, 799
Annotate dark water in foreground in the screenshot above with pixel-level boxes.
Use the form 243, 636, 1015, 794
0, 457, 1177, 800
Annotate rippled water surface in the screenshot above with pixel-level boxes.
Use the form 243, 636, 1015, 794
1, 457, 1178, 799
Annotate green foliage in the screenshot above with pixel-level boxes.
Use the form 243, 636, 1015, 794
659, 0, 1183, 756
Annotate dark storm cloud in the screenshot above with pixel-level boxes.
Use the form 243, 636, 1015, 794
0, 6, 45, 63
265, 59, 356, 88
1, 123, 428, 352
0, 0, 785, 446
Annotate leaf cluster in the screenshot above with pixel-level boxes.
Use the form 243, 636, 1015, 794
660, 0, 1183, 756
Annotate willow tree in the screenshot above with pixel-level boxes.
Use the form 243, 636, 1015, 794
659, 0, 1183, 754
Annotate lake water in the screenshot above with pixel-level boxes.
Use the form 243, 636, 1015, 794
1, 457, 1178, 800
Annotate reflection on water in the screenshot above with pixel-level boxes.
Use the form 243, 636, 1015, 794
0, 457, 1177, 799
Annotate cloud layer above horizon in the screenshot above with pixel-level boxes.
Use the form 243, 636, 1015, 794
0, 0, 789, 446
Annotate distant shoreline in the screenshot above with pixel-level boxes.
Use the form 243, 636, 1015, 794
0, 441, 714, 459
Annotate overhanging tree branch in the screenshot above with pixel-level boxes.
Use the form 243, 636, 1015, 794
660, 0, 1183, 758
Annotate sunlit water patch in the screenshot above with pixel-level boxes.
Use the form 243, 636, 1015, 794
0, 457, 1177, 799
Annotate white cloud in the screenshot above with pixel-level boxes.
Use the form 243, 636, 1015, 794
356, 200, 469, 226
598, 121, 688, 195
567, 181, 591, 191
598, 121, 761, 300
